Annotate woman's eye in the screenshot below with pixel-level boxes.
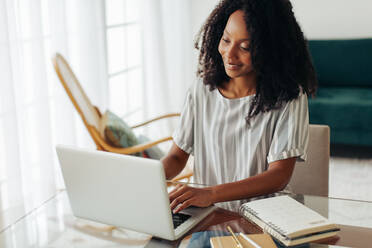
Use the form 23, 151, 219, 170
241, 46, 249, 51
222, 38, 230, 43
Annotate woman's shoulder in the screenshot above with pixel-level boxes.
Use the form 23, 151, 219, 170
188, 78, 213, 99
275, 88, 308, 115
281, 87, 308, 106
293, 88, 308, 103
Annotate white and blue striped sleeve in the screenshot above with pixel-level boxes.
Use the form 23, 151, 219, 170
172, 88, 195, 154
267, 92, 309, 164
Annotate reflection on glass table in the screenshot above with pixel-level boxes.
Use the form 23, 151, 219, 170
0, 191, 371, 248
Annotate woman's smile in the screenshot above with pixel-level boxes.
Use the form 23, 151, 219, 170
225, 63, 242, 70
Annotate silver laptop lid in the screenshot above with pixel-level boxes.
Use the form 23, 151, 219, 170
56, 145, 175, 240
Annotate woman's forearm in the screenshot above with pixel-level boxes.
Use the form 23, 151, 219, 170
211, 158, 296, 203
168, 157, 296, 213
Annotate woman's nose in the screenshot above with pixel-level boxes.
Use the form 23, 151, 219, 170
226, 45, 238, 59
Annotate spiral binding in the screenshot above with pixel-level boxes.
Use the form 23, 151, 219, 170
239, 204, 288, 240
238, 205, 258, 216
267, 221, 287, 235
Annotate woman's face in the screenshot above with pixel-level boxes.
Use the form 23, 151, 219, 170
218, 10, 254, 79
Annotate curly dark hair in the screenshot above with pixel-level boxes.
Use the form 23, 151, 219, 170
195, 0, 317, 122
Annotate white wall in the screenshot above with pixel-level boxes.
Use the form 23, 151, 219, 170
190, 0, 218, 39
291, 0, 372, 39
190, 0, 372, 40
190, 0, 218, 74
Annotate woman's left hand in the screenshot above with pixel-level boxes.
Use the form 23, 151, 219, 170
169, 185, 215, 213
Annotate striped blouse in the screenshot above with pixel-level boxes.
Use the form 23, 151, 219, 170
172, 81, 309, 212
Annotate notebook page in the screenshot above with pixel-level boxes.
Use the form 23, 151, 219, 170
245, 196, 331, 236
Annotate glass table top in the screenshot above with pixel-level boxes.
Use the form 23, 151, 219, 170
0, 190, 371, 247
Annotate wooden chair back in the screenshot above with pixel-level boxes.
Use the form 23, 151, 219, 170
52, 53, 103, 149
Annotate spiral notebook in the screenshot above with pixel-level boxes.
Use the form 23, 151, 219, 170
239, 196, 340, 246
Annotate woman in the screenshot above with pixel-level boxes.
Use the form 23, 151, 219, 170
162, 0, 317, 213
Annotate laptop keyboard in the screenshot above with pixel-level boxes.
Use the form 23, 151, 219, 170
172, 212, 191, 229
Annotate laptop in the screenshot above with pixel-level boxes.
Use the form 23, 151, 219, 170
56, 145, 216, 240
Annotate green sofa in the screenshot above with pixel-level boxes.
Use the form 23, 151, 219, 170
308, 39, 372, 146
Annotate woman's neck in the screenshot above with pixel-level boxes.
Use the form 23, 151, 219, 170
220, 75, 256, 99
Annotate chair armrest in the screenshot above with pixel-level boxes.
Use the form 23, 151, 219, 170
89, 125, 172, 154
170, 171, 193, 183
131, 113, 180, 129
110, 137, 173, 154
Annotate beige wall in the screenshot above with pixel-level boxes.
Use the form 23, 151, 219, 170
190, 0, 372, 39
291, 0, 372, 39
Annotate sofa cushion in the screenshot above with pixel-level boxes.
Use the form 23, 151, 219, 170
309, 87, 372, 132
309, 39, 372, 87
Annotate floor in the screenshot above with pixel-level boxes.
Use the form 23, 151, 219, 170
329, 145, 372, 202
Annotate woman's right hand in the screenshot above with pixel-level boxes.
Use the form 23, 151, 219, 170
169, 184, 215, 213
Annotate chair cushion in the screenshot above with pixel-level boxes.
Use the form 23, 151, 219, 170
100, 110, 141, 156
309, 87, 372, 131
309, 39, 372, 87
137, 135, 165, 160
100, 110, 166, 158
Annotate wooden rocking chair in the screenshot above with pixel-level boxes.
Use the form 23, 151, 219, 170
52, 53, 192, 182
